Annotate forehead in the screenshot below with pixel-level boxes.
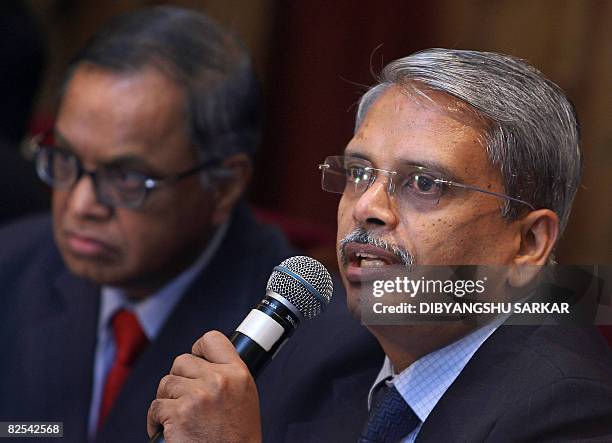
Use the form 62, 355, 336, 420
347, 86, 495, 182
56, 64, 191, 167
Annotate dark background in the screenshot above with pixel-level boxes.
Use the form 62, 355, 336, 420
9, 0, 612, 265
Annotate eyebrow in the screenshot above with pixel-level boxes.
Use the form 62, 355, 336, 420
52, 130, 72, 151
398, 159, 462, 182
344, 151, 370, 161
53, 129, 163, 176
344, 149, 463, 183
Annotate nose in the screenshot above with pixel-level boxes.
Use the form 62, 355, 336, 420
352, 174, 399, 229
65, 174, 112, 220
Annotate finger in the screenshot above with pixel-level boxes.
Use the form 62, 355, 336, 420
170, 353, 215, 379
146, 398, 175, 437
192, 330, 242, 365
157, 374, 203, 400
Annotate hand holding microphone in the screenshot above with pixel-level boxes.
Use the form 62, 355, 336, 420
147, 256, 332, 443
147, 331, 262, 443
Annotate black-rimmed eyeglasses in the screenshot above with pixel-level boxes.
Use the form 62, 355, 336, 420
32, 136, 219, 209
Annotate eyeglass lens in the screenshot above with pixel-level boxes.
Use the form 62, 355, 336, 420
321, 156, 446, 211
35, 146, 148, 208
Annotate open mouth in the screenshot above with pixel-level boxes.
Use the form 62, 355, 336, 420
354, 251, 394, 267
343, 242, 406, 282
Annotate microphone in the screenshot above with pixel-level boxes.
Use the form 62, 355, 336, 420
230, 255, 333, 377
149, 256, 332, 443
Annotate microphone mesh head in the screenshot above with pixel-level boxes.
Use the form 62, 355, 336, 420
266, 256, 333, 320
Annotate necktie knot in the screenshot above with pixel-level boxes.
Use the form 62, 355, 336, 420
112, 309, 148, 366
359, 383, 419, 443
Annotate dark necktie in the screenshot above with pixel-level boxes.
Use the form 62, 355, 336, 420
98, 309, 149, 429
359, 383, 419, 443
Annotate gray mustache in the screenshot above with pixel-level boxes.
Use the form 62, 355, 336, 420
339, 228, 414, 268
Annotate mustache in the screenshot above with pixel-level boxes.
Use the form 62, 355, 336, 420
339, 228, 414, 269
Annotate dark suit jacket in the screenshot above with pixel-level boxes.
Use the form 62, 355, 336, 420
259, 294, 385, 442
261, 314, 612, 442
0, 203, 295, 443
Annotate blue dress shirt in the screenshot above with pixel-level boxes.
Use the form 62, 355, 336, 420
368, 316, 506, 443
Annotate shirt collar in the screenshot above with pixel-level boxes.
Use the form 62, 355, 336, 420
98, 221, 228, 341
368, 315, 505, 423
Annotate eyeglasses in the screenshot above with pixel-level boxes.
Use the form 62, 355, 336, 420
32, 137, 219, 209
318, 155, 535, 211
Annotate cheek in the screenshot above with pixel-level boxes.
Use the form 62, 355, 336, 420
336, 195, 352, 237
117, 209, 182, 254
407, 210, 513, 264
336, 197, 352, 259
51, 192, 70, 239
421, 224, 474, 262
120, 190, 213, 262
52, 191, 68, 219
112, 213, 194, 279
111, 213, 150, 262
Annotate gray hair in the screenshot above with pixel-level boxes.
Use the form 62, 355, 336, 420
63, 6, 261, 163
356, 48, 582, 237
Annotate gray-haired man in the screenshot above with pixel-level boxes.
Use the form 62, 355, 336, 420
149, 48, 612, 442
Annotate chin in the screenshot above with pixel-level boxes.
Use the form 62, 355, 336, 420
63, 255, 125, 286
344, 286, 363, 321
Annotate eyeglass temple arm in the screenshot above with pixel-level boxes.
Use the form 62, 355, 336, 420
27, 133, 47, 159
436, 179, 535, 211
145, 160, 233, 190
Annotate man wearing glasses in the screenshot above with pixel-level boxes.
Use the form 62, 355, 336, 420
148, 49, 612, 442
0, 6, 295, 443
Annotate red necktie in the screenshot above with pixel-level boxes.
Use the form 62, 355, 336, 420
97, 309, 149, 429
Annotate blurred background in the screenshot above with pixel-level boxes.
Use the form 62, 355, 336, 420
3, 0, 611, 266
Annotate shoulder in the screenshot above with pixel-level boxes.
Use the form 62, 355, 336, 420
224, 203, 294, 258
495, 324, 612, 385
415, 325, 612, 442
0, 212, 52, 242
0, 214, 65, 294
0, 213, 66, 332
479, 325, 612, 440
487, 326, 612, 440
0, 213, 57, 272
459, 324, 612, 408
215, 203, 297, 287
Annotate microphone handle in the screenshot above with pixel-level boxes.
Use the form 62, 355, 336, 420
148, 293, 300, 443
147, 332, 277, 443
229, 330, 271, 378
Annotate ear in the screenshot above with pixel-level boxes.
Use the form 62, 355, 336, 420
508, 209, 559, 287
210, 153, 252, 225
